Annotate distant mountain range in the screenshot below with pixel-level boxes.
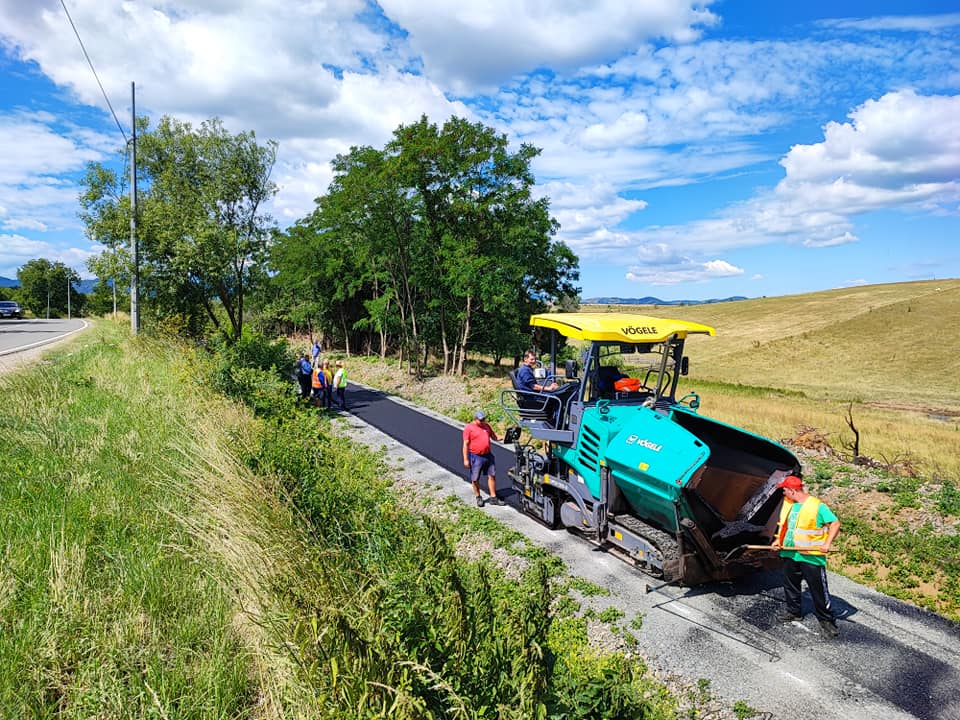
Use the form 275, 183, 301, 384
582, 295, 748, 306
0, 276, 98, 293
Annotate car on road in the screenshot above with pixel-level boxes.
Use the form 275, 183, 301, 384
0, 301, 23, 319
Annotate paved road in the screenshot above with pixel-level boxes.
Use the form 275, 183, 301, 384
341, 382, 960, 720
0, 318, 89, 356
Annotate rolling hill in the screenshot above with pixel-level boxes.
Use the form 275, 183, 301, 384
584, 278, 960, 411
583, 295, 748, 305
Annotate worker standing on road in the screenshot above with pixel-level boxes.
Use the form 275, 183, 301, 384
333, 360, 348, 410
462, 410, 501, 508
311, 359, 328, 408
296, 354, 313, 400
773, 475, 841, 637
321, 358, 334, 409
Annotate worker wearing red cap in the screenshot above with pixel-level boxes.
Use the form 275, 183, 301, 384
462, 410, 501, 508
773, 474, 842, 637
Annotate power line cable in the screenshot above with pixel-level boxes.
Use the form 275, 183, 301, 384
59, 0, 128, 143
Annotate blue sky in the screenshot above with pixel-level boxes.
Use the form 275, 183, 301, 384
0, 0, 958, 300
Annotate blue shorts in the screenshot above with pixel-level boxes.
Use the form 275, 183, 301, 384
468, 452, 495, 482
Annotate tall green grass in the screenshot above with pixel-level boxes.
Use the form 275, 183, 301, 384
245, 407, 674, 718
0, 325, 253, 718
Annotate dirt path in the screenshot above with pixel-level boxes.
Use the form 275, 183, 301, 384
0, 340, 58, 375
865, 399, 960, 419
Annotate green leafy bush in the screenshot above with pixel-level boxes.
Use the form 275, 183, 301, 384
235, 391, 673, 717
192, 326, 678, 718
207, 329, 294, 414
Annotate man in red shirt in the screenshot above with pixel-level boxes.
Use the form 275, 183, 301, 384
462, 410, 501, 507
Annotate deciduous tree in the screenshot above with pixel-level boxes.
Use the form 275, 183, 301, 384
85, 246, 130, 318
16, 259, 82, 318
272, 115, 579, 373
78, 116, 278, 342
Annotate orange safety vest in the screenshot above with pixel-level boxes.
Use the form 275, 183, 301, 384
777, 496, 828, 556
311, 368, 324, 389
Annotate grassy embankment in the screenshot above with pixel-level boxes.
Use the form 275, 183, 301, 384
0, 321, 684, 719
0, 326, 257, 715
348, 279, 960, 621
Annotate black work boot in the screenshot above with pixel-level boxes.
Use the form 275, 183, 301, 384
819, 619, 840, 638
777, 609, 802, 623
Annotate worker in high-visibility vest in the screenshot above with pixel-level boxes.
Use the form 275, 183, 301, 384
321, 359, 334, 409
311, 361, 327, 408
333, 360, 348, 410
772, 475, 841, 637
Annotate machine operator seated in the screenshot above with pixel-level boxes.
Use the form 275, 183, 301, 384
515, 349, 579, 424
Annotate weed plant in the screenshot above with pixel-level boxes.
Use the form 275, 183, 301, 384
833, 513, 960, 618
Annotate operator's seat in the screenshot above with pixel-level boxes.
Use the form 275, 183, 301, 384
596, 365, 626, 397
508, 369, 557, 424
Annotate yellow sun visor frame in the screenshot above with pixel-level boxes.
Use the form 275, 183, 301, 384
529, 312, 716, 343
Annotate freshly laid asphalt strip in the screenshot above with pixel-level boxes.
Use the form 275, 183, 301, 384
335, 382, 960, 720
342, 383, 518, 501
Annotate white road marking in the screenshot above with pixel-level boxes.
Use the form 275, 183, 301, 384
0, 319, 90, 356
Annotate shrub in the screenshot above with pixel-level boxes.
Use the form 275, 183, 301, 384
210, 328, 677, 716
208, 329, 294, 413
231, 385, 670, 717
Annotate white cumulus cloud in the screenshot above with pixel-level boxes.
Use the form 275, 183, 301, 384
575, 90, 960, 271
780, 90, 960, 193
377, 0, 719, 91
625, 257, 743, 285
0, 112, 104, 234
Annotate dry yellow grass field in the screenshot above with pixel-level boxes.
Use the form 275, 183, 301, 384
586, 278, 960, 479
592, 278, 960, 405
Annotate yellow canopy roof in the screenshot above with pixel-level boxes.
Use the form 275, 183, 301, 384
530, 312, 715, 342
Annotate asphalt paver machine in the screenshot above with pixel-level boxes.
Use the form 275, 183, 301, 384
501, 312, 800, 584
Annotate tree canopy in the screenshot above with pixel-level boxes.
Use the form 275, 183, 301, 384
266, 115, 579, 373
16, 259, 83, 318
77, 112, 578, 362
79, 116, 278, 341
